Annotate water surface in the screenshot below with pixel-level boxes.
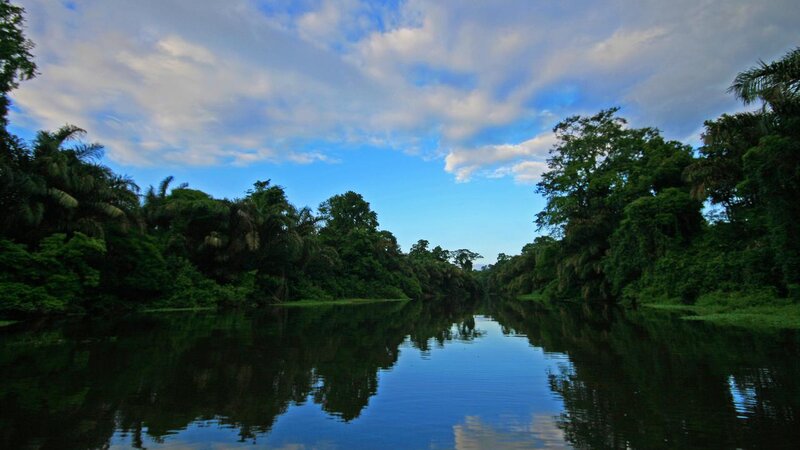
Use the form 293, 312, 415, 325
1, 300, 798, 449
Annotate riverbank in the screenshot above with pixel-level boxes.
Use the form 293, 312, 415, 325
643, 303, 800, 330
270, 298, 409, 307
516, 292, 800, 330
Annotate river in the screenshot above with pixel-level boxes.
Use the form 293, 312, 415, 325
1, 299, 798, 449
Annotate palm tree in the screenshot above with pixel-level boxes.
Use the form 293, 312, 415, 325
26, 125, 139, 238
729, 47, 800, 108
142, 175, 192, 229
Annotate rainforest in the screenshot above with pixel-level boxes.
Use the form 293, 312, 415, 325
3, 40, 800, 325
1, 1, 800, 448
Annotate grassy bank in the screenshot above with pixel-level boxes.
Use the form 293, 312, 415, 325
273, 298, 409, 307
517, 292, 548, 303
643, 304, 800, 330
642, 291, 800, 330
514, 289, 800, 330
141, 307, 218, 313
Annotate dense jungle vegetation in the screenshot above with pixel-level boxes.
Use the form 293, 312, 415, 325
0, 2, 482, 317
484, 46, 800, 323
1, 1, 799, 323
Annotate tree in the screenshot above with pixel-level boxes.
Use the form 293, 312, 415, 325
729, 47, 800, 110
0, 0, 36, 125
318, 191, 378, 239
605, 188, 703, 301
688, 48, 800, 296
242, 180, 305, 301
430, 245, 450, 263
535, 108, 696, 302
0, 125, 139, 242
409, 239, 430, 258
451, 249, 482, 271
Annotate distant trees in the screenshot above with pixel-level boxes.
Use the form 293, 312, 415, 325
1, 152, 484, 315
0, 120, 483, 315
0, 0, 482, 315
450, 249, 482, 271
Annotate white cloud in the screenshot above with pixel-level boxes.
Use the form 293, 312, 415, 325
9, 0, 800, 178
445, 132, 556, 182
509, 161, 549, 184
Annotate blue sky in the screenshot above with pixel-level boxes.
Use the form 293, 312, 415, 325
9, 0, 800, 263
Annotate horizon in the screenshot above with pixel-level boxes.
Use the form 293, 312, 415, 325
8, 0, 800, 263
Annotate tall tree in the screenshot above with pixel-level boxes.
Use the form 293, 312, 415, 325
450, 249, 482, 272
536, 109, 697, 302
729, 47, 800, 110
0, 0, 36, 126
318, 191, 379, 239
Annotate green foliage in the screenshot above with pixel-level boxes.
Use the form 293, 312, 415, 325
96, 228, 171, 305
0, 0, 36, 124
483, 237, 559, 299
0, 233, 106, 314
486, 49, 800, 318
450, 249, 483, 271
729, 46, 800, 107
606, 188, 703, 298
0, 1, 482, 318
0, 136, 480, 315
318, 191, 379, 237
530, 108, 698, 302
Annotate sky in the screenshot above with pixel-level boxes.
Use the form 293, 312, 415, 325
8, 0, 800, 263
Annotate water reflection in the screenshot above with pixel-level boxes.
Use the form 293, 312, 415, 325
0, 300, 478, 449
1, 298, 798, 449
453, 415, 569, 449
492, 301, 800, 449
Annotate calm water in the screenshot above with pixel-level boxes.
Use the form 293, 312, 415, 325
1, 300, 799, 449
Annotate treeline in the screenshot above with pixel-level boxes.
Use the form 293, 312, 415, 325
0, 2, 481, 317
486, 48, 800, 307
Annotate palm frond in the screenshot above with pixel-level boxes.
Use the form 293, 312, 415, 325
96, 202, 125, 218
73, 143, 104, 161
729, 47, 800, 105
244, 231, 260, 251
48, 187, 78, 208
53, 124, 86, 145
204, 233, 224, 248
158, 175, 175, 198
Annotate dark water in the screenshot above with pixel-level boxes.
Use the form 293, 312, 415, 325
1, 300, 799, 449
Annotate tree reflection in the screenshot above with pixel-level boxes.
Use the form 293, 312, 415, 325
3, 297, 798, 450
491, 300, 800, 450
0, 298, 479, 449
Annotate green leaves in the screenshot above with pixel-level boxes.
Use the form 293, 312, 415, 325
47, 187, 78, 209
533, 108, 698, 302
0, 233, 106, 314
0, 0, 37, 124
729, 47, 800, 107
